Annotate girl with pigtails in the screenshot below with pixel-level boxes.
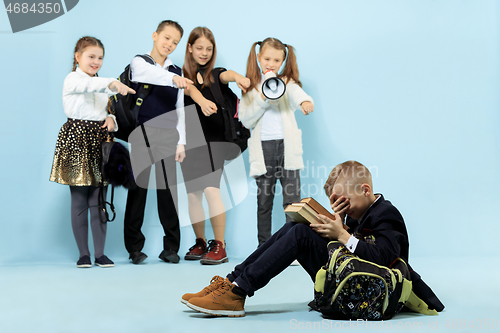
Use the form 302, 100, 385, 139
50, 36, 135, 268
239, 37, 314, 246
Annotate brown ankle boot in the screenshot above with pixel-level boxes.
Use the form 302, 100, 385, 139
187, 278, 246, 317
181, 275, 225, 304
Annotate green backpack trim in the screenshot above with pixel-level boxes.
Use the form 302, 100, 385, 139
313, 241, 436, 319
405, 290, 438, 315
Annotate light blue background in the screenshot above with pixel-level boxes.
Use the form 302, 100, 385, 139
0, 0, 499, 266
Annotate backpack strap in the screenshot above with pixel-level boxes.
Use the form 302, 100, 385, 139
209, 68, 226, 105
136, 54, 155, 64
130, 54, 156, 125
209, 68, 237, 141
98, 184, 116, 223
405, 291, 438, 316
128, 54, 155, 81
314, 266, 327, 294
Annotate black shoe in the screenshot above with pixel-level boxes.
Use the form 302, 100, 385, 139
77, 255, 92, 268
159, 250, 180, 264
95, 255, 114, 268
129, 251, 148, 265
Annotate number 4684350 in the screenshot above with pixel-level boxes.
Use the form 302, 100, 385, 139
444, 319, 499, 330
5, 3, 62, 14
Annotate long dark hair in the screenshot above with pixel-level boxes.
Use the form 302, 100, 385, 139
182, 27, 217, 88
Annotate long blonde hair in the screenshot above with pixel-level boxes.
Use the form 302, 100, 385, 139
245, 37, 301, 94
72, 36, 104, 71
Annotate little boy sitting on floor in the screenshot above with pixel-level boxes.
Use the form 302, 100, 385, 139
181, 160, 443, 317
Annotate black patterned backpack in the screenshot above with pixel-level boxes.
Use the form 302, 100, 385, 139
309, 241, 437, 320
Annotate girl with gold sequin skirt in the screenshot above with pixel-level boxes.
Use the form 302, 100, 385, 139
49, 36, 135, 268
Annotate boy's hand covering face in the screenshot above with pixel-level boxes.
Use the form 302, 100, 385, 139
330, 192, 350, 221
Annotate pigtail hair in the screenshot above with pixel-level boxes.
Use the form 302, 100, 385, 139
245, 38, 302, 93
280, 44, 301, 87
72, 37, 83, 71
107, 99, 113, 115
245, 42, 262, 94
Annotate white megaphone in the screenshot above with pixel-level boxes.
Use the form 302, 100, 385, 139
262, 71, 286, 100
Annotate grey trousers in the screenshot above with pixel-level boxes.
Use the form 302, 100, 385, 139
256, 140, 301, 246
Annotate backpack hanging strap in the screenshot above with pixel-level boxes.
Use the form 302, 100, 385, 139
79, 183, 116, 223
209, 68, 237, 141
98, 184, 116, 223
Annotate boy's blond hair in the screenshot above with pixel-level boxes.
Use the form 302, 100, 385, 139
323, 161, 373, 196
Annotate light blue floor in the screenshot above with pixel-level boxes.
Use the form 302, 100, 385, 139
0, 255, 498, 333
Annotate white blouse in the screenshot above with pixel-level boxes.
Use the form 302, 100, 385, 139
62, 67, 118, 130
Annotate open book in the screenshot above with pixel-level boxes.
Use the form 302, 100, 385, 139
285, 197, 348, 230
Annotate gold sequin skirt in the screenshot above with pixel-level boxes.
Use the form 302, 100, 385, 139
50, 118, 107, 187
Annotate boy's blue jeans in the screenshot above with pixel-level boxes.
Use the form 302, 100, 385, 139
227, 222, 329, 297
256, 139, 301, 246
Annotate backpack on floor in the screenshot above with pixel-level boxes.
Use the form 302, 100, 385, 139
309, 241, 437, 321
210, 68, 250, 159
108, 54, 155, 142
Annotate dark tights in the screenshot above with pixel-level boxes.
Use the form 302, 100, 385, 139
70, 186, 107, 258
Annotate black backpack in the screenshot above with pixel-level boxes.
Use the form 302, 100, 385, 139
109, 54, 155, 142
310, 241, 439, 320
209, 68, 250, 158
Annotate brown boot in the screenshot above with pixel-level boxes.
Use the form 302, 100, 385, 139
181, 275, 225, 304
187, 278, 246, 317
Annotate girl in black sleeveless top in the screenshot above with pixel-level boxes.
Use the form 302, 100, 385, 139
182, 27, 250, 264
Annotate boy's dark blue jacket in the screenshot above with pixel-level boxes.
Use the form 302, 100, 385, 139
346, 194, 444, 312
134, 65, 182, 126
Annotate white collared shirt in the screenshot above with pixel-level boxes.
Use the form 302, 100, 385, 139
62, 67, 118, 130
130, 55, 186, 145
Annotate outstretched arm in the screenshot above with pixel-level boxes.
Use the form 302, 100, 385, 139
220, 70, 251, 93
130, 56, 193, 88
184, 84, 217, 116
64, 73, 116, 95
286, 82, 314, 115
